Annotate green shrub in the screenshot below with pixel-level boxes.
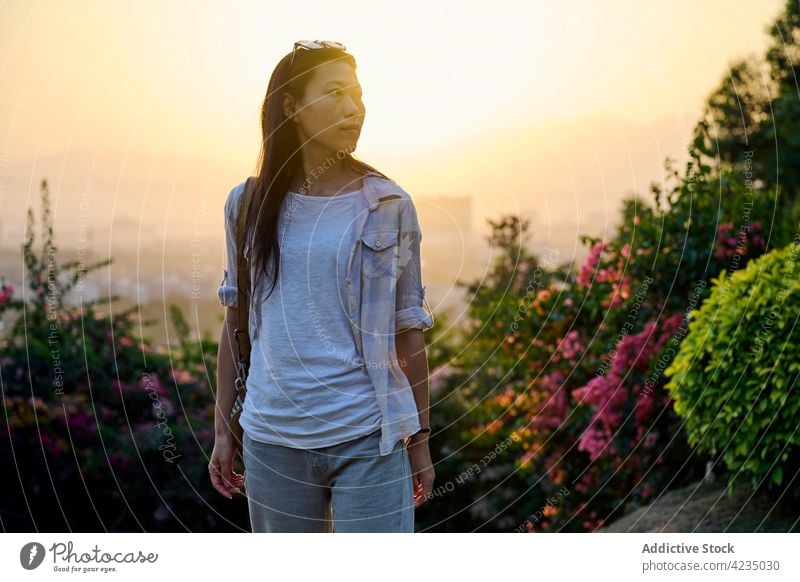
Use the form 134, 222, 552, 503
665, 241, 800, 497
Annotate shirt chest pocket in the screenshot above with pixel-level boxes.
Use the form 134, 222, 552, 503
361, 230, 399, 278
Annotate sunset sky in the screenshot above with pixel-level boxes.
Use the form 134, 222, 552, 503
0, 0, 785, 257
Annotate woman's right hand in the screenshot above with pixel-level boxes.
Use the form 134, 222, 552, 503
209, 432, 245, 499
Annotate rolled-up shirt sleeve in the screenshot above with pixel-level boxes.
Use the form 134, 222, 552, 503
395, 196, 434, 331
218, 183, 244, 308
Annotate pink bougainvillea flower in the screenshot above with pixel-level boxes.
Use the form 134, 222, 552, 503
577, 242, 608, 287
577, 421, 612, 461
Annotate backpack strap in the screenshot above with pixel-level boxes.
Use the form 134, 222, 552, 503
235, 177, 256, 366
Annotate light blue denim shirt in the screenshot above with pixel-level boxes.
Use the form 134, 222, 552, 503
218, 172, 434, 455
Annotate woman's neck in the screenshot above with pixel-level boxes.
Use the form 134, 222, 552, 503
290, 155, 362, 196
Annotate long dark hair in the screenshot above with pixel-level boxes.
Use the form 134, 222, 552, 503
245, 45, 389, 337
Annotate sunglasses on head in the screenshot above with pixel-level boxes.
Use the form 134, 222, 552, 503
290, 39, 347, 65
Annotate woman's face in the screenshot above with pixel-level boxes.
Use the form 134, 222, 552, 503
285, 60, 365, 155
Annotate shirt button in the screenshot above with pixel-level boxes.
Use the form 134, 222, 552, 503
375, 240, 382, 248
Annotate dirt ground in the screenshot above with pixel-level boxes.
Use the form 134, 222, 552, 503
597, 476, 800, 533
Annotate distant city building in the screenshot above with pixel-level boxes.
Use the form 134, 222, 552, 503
416, 194, 491, 319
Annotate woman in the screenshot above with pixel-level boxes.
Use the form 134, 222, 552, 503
208, 40, 436, 533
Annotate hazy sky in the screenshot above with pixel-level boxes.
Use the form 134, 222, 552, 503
0, 0, 786, 255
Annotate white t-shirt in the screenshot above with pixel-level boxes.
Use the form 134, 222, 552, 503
239, 187, 383, 449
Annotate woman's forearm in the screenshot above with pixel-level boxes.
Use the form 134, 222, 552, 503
215, 307, 240, 438
395, 328, 430, 431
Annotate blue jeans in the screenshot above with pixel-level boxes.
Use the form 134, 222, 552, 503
242, 428, 414, 532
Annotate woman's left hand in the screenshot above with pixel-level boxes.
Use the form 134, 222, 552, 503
407, 436, 435, 508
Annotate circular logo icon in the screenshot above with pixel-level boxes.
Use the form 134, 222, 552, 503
20, 542, 46, 570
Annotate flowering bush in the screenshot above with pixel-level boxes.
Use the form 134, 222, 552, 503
0, 180, 247, 531
577, 241, 632, 308
573, 313, 684, 458
418, 215, 705, 532
502, 300, 696, 532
